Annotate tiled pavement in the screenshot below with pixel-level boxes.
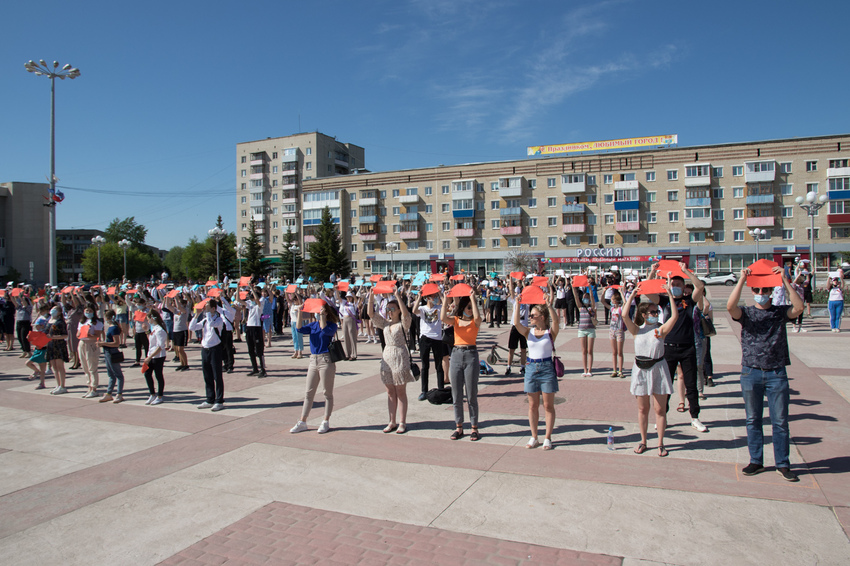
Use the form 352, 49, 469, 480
1, 289, 849, 565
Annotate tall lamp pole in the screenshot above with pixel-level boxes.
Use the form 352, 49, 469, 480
749, 228, 766, 261
287, 244, 299, 281
25, 60, 81, 286
91, 235, 106, 284
386, 242, 398, 275
235, 244, 247, 278
796, 191, 829, 288
208, 227, 226, 282
118, 239, 131, 281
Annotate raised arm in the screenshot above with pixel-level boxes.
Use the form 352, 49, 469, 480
657, 284, 679, 339
727, 268, 748, 320
439, 293, 453, 326
621, 289, 640, 336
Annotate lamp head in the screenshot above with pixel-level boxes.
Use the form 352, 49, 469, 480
818, 194, 828, 204
806, 191, 817, 203
795, 196, 804, 205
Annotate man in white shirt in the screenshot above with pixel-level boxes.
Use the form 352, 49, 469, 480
188, 299, 225, 411
412, 287, 446, 400
238, 282, 267, 377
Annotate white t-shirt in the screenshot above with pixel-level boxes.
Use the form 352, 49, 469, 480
418, 305, 442, 339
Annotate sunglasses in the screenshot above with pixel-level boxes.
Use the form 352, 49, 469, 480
752, 288, 774, 295
646, 310, 659, 315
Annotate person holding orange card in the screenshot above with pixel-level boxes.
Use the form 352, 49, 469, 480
570, 274, 597, 377
45, 304, 70, 393
77, 303, 104, 399
130, 298, 151, 367
142, 310, 169, 406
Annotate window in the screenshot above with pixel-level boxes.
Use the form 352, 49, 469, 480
712, 167, 723, 178
408, 242, 420, 250
587, 195, 597, 205
733, 230, 744, 242
733, 165, 743, 176
442, 204, 450, 213
830, 201, 846, 214
732, 208, 744, 220
647, 211, 657, 223
442, 185, 450, 194
647, 233, 657, 244
669, 211, 679, 222
668, 232, 679, 243
241, 183, 246, 190
392, 189, 400, 197
241, 169, 246, 177
712, 188, 724, 199
241, 223, 247, 231
529, 217, 538, 228
733, 186, 744, 198
491, 220, 500, 229
476, 183, 484, 192
830, 178, 850, 191
425, 204, 433, 214
392, 224, 401, 234
604, 234, 615, 245
528, 237, 537, 247
587, 214, 597, 225
442, 222, 450, 231
273, 207, 279, 215
547, 178, 557, 188
350, 244, 358, 252
272, 152, 277, 159
528, 198, 537, 208
686, 165, 710, 178
272, 180, 278, 187
778, 183, 792, 196
491, 239, 501, 248
241, 209, 247, 217
425, 186, 432, 196
380, 191, 386, 198
585, 175, 596, 185
305, 162, 312, 170
508, 238, 522, 247
543, 197, 554, 207
831, 227, 850, 238
604, 194, 614, 204
646, 191, 656, 203
713, 209, 724, 221
426, 240, 434, 250
829, 159, 849, 168
807, 182, 819, 194
621, 234, 638, 244
645, 171, 656, 182
475, 239, 485, 248
241, 196, 246, 204
807, 228, 820, 240
667, 170, 678, 181
350, 261, 357, 270
782, 229, 794, 240
587, 235, 598, 245
806, 161, 817, 172
365, 243, 375, 251
547, 217, 558, 227
305, 148, 312, 155
604, 214, 615, 225
668, 190, 679, 201
491, 201, 500, 210
426, 223, 433, 232
528, 179, 537, 189
713, 231, 725, 242
689, 232, 706, 243
476, 219, 485, 230
780, 162, 792, 174
490, 182, 499, 192
392, 206, 400, 215
781, 206, 793, 218
549, 237, 558, 247
602, 174, 612, 185
241, 156, 246, 163
442, 240, 451, 250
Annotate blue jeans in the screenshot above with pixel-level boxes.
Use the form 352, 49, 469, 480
291, 322, 303, 351
828, 300, 844, 330
740, 366, 791, 468
104, 349, 125, 395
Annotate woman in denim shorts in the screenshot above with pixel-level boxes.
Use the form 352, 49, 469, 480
512, 281, 560, 450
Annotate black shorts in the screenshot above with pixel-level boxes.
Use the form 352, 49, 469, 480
554, 298, 567, 309
173, 330, 188, 347
508, 326, 527, 350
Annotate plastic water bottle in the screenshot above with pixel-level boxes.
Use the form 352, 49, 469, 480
607, 427, 614, 450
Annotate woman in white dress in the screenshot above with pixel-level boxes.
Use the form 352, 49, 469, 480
622, 282, 678, 457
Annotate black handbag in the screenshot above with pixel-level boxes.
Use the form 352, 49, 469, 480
401, 326, 420, 380
441, 326, 455, 346
700, 314, 717, 337
634, 355, 664, 370
328, 334, 346, 363
110, 350, 124, 364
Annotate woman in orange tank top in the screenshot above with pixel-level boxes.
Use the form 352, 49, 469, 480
440, 286, 482, 441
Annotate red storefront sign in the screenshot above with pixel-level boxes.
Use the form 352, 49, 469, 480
544, 256, 653, 264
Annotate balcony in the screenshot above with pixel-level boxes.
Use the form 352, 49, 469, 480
360, 215, 378, 224
304, 235, 316, 243
335, 159, 350, 169
282, 210, 297, 218
684, 175, 711, 188
454, 228, 474, 238
562, 203, 585, 213
500, 207, 522, 217
827, 167, 850, 178
399, 195, 419, 204
614, 180, 639, 190
399, 212, 419, 221
499, 186, 523, 198
452, 209, 474, 219
254, 224, 265, 235
613, 200, 639, 211
561, 175, 586, 194
281, 165, 298, 175
251, 212, 265, 221
282, 197, 298, 205
303, 199, 340, 210
615, 221, 640, 232
281, 182, 298, 190
828, 213, 850, 225
249, 172, 266, 181
400, 231, 419, 240
685, 197, 711, 207
685, 217, 713, 229
744, 162, 776, 183
746, 194, 775, 205
828, 189, 850, 201
500, 226, 522, 236
562, 224, 585, 233
746, 216, 775, 227
250, 157, 266, 166
359, 197, 378, 206
359, 233, 378, 241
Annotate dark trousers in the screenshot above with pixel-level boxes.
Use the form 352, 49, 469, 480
221, 328, 234, 371
246, 326, 264, 371
419, 335, 446, 392
135, 332, 149, 363
376, 327, 386, 350
703, 336, 713, 377
493, 302, 504, 326
16, 320, 32, 353
144, 357, 165, 396
565, 301, 578, 325
664, 343, 700, 418
408, 316, 420, 351
201, 344, 224, 404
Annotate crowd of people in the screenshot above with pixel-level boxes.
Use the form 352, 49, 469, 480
0, 258, 845, 482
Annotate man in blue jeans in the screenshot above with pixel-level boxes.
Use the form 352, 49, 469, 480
727, 262, 804, 482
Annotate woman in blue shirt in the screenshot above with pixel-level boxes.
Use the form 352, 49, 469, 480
290, 299, 340, 435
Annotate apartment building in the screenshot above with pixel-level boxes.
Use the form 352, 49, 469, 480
235, 132, 365, 261
300, 134, 850, 276
0, 182, 50, 284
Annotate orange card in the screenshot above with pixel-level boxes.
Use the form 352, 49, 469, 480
746, 259, 782, 288
532, 276, 549, 287
157, 284, 167, 290
166, 289, 179, 299
337, 281, 350, 292
239, 291, 248, 300
0, 290, 5, 297
655, 260, 689, 280
133, 310, 147, 322
510, 271, 525, 280
28, 331, 51, 349
519, 286, 546, 305
194, 299, 209, 311
447, 283, 472, 298
11, 288, 21, 297
373, 281, 397, 294
107, 286, 116, 295
239, 276, 252, 286
62, 286, 74, 294
207, 288, 222, 298
77, 325, 90, 339
571, 275, 589, 287
302, 298, 326, 313
141, 362, 149, 374
450, 274, 465, 281
421, 283, 440, 296
636, 279, 667, 295
286, 285, 297, 294
429, 273, 446, 282
369, 274, 384, 283
205, 280, 218, 287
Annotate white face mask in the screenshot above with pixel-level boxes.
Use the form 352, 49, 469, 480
754, 294, 772, 306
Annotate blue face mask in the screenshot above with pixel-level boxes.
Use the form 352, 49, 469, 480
754, 294, 771, 306
582, 297, 591, 305
671, 287, 683, 298
646, 316, 659, 325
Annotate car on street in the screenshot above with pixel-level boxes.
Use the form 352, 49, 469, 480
700, 271, 738, 286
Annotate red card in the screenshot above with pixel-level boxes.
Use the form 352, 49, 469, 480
369, 274, 384, 283
571, 275, 589, 287
157, 284, 167, 290
373, 281, 397, 294
302, 298, 326, 313
746, 259, 782, 287
636, 279, 667, 295
133, 310, 147, 322
77, 325, 90, 340
532, 276, 549, 287
194, 299, 209, 311
656, 260, 689, 280
166, 289, 179, 299
429, 273, 446, 282
450, 274, 465, 281
421, 283, 440, 296
0, 290, 5, 297
239, 276, 252, 287
337, 281, 350, 292
107, 286, 116, 295
519, 286, 546, 305
62, 286, 74, 294
205, 280, 218, 287
286, 285, 297, 294
447, 283, 472, 298
510, 271, 525, 280
27, 331, 51, 349
239, 291, 248, 300
141, 362, 149, 374
11, 288, 21, 297
207, 288, 222, 298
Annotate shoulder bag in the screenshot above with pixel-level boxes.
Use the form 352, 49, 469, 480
327, 329, 347, 363
699, 311, 717, 338
548, 332, 564, 378
401, 326, 420, 380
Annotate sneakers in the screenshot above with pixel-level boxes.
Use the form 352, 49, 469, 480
99, 394, 114, 403
505, 368, 512, 376
706, 377, 715, 387
113, 395, 124, 404
776, 467, 799, 482
418, 392, 427, 401
51, 386, 68, 395
519, 368, 525, 377
258, 370, 267, 378
317, 420, 330, 434
799, 328, 807, 332
741, 463, 765, 476
198, 401, 214, 409
247, 370, 259, 376
791, 327, 799, 333
211, 403, 224, 412
150, 396, 163, 405
82, 391, 98, 399
145, 395, 156, 405
690, 418, 708, 433
290, 421, 308, 433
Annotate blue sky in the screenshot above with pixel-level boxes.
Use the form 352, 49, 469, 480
2, 0, 848, 250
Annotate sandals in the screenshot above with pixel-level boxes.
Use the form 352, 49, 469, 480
542, 438, 553, 450
658, 446, 669, 457
634, 443, 647, 455
396, 424, 407, 434
526, 437, 541, 449
470, 429, 480, 441
676, 402, 686, 413
450, 429, 464, 440
383, 424, 399, 433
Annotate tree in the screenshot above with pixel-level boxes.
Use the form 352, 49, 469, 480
2, 267, 23, 286
104, 217, 148, 246
243, 219, 269, 278
305, 206, 349, 282
81, 243, 162, 282
164, 246, 187, 280
181, 237, 208, 281
279, 228, 303, 281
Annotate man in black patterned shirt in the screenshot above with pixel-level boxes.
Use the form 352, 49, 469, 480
727, 264, 804, 482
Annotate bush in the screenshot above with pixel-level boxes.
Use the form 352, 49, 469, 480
812, 287, 849, 304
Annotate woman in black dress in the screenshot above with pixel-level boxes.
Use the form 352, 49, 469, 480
46, 304, 70, 393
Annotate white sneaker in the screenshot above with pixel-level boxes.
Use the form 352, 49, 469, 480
290, 421, 308, 433
198, 401, 213, 409
691, 418, 708, 433
792, 327, 799, 333
317, 420, 330, 434
150, 396, 163, 406
211, 403, 224, 412
799, 328, 807, 332
52, 386, 67, 395
145, 395, 155, 405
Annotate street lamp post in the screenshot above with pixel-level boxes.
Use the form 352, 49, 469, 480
235, 244, 247, 278
25, 60, 80, 286
118, 239, 131, 281
208, 227, 226, 282
386, 242, 398, 275
287, 244, 299, 282
91, 235, 106, 284
796, 191, 829, 288
749, 228, 766, 261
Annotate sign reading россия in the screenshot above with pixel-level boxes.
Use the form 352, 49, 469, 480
527, 135, 678, 156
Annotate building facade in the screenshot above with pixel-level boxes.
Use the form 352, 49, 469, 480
300, 134, 850, 276
235, 132, 365, 263
0, 182, 50, 284
57, 229, 106, 282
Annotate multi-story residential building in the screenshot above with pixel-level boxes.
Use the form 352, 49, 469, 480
0, 182, 50, 284
235, 133, 365, 264
57, 229, 106, 282
301, 134, 850, 276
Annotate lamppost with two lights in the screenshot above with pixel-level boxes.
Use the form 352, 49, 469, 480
91, 235, 106, 285
208, 227, 226, 282
385, 242, 398, 276
286, 244, 299, 282
118, 239, 131, 281
235, 244, 247, 278
796, 191, 829, 288
749, 228, 766, 261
